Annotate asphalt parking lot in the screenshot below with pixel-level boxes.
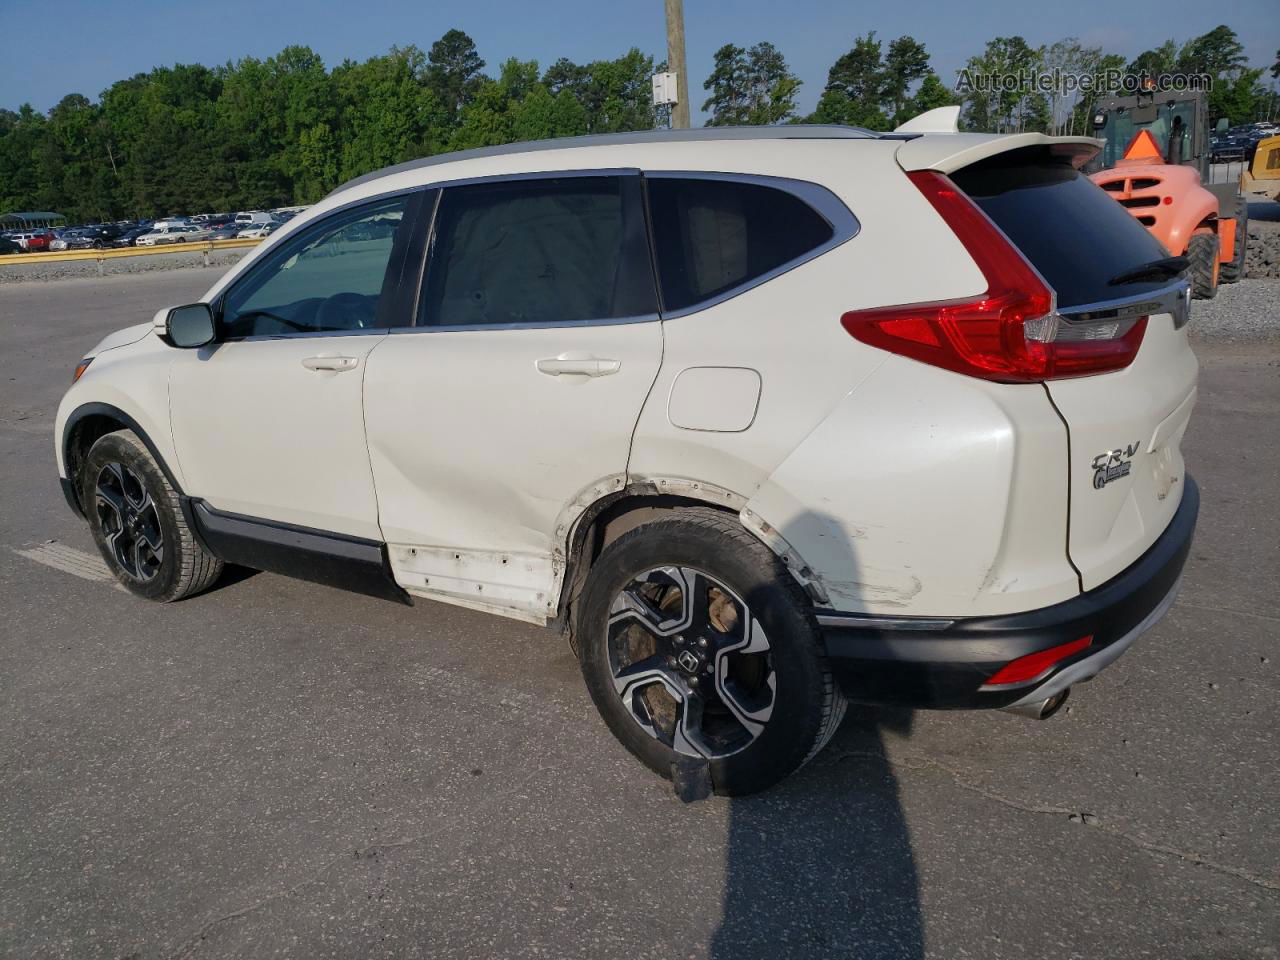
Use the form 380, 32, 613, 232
2, 268, 1277, 959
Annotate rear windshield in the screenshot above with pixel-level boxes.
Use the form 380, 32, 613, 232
952, 151, 1172, 309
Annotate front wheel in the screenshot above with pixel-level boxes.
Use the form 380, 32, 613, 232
576, 507, 846, 796
81, 430, 223, 601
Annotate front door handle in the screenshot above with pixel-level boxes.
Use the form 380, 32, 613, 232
535, 357, 621, 378
302, 356, 359, 372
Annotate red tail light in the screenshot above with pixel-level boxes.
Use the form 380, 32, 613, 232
841, 170, 1146, 382
983, 636, 1093, 687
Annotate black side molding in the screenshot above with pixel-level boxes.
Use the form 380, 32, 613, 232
188, 499, 411, 605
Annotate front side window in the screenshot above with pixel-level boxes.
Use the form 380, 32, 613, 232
646, 176, 837, 313
419, 176, 656, 328
220, 196, 408, 338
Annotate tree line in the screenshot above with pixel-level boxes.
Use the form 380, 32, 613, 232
2, 26, 1276, 223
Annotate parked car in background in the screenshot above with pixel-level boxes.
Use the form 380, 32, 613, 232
22, 229, 55, 252
55, 122, 1200, 795
236, 223, 278, 239
1211, 136, 1245, 163
110, 227, 152, 248
209, 223, 242, 240
136, 225, 205, 246
0, 234, 21, 255
49, 225, 125, 250
234, 211, 279, 228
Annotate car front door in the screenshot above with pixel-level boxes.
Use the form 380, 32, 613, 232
168, 192, 424, 540
362, 173, 663, 622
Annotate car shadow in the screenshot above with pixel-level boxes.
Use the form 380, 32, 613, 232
710, 508, 923, 959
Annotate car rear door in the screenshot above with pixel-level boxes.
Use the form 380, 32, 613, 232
362, 173, 663, 622
949, 150, 1198, 589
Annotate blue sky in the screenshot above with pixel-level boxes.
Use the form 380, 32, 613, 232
2, 0, 1277, 120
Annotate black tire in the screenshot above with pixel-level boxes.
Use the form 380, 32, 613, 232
1219, 197, 1248, 283
81, 430, 223, 602
1187, 231, 1220, 300
576, 507, 846, 796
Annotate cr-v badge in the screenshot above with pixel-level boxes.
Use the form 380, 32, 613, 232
1092, 442, 1140, 489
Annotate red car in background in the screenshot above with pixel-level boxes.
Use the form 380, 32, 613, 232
23, 230, 54, 252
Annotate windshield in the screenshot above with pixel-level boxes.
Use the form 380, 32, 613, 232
1098, 100, 1196, 168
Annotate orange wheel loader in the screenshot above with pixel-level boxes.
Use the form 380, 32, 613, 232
1087, 90, 1247, 299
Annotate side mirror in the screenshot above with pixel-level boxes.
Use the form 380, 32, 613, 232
166, 303, 215, 348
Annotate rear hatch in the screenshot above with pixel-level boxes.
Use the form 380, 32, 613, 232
948, 145, 1197, 589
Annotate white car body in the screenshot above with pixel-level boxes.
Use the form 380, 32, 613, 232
55, 126, 1199, 743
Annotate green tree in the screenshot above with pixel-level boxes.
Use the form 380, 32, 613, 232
883, 36, 930, 124
811, 32, 888, 129
702, 44, 750, 124
1127, 40, 1179, 81
702, 42, 799, 125
908, 72, 959, 117
426, 29, 486, 124
332, 46, 446, 182
1176, 25, 1246, 77
959, 36, 1048, 133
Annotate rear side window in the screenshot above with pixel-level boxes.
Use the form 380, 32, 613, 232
952, 155, 1172, 309
646, 176, 836, 313
420, 176, 656, 327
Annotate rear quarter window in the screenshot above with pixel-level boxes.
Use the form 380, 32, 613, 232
952, 153, 1172, 309
646, 176, 838, 313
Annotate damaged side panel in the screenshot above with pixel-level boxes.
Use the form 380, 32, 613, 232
743, 353, 1080, 618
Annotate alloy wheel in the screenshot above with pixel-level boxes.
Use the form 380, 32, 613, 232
95, 461, 164, 581
607, 566, 775, 759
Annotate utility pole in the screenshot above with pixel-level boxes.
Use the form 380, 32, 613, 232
664, 0, 690, 129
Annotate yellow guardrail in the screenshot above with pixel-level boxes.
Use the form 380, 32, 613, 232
0, 237, 262, 269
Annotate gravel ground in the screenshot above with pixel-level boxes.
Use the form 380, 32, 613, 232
1190, 276, 1280, 341
1244, 210, 1280, 279
0, 249, 247, 284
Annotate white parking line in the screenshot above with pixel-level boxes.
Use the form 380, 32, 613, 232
13, 543, 126, 591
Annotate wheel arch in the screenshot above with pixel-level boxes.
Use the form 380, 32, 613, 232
61, 402, 187, 518
552, 478, 827, 642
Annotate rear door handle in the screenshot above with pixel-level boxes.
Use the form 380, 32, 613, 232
535, 357, 621, 378
302, 356, 359, 372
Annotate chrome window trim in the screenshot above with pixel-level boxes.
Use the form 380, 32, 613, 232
389, 313, 660, 335
1057, 278, 1192, 330
643, 171, 861, 320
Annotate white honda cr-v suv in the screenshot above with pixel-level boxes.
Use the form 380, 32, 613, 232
56, 116, 1199, 795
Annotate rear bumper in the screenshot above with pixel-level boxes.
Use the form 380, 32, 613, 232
819, 474, 1199, 709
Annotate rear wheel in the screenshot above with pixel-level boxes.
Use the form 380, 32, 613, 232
1187, 231, 1220, 300
82, 430, 223, 602
1219, 197, 1248, 283
576, 507, 846, 796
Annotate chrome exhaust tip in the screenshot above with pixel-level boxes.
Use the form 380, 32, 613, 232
1001, 687, 1070, 720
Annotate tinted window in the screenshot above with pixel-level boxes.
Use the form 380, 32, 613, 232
221, 197, 407, 338
646, 177, 835, 312
953, 155, 1172, 309
419, 176, 655, 327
